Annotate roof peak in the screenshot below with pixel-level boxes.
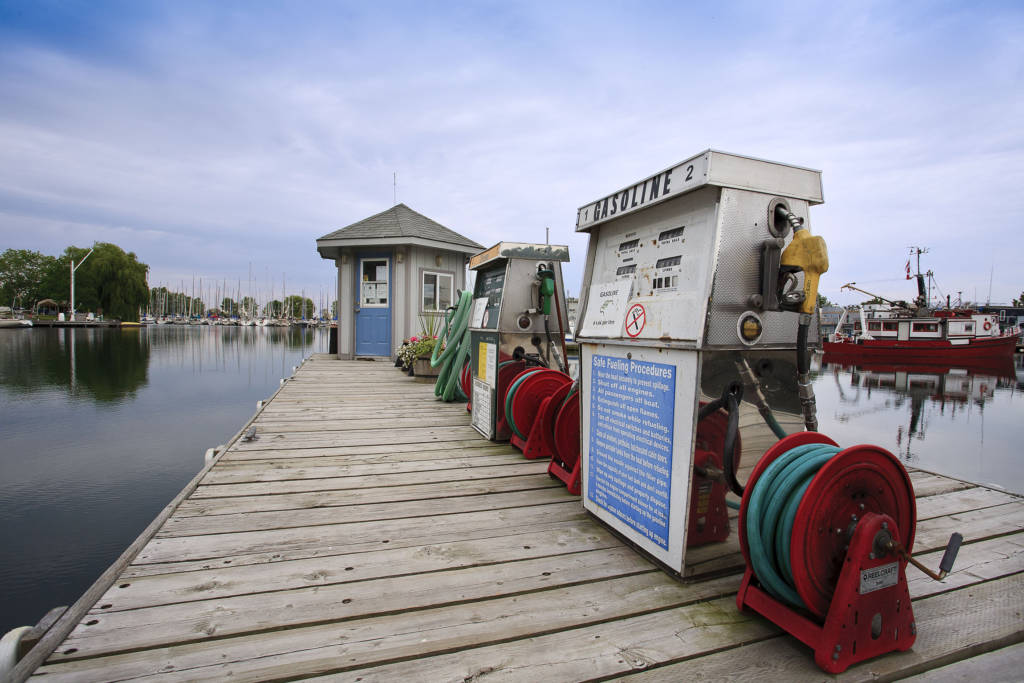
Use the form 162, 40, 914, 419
316, 204, 484, 253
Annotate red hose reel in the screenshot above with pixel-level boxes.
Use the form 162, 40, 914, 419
548, 383, 581, 494
493, 360, 528, 441
495, 367, 582, 494
736, 432, 959, 674
508, 369, 572, 455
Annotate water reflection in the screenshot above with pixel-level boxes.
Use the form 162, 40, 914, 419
0, 325, 327, 634
815, 353, 1022, 495
0, 325, 322, 403
0, 328, 150, 401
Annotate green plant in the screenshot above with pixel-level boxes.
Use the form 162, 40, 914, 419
418, 311, 443, 338
398, 336, 437, 370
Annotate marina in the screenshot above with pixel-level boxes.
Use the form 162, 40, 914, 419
7, 355, 1022, 681
5, 150, 1024, 680
3, 3, 1023, 679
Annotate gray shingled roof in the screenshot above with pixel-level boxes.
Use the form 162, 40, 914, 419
318, 204, 484, 251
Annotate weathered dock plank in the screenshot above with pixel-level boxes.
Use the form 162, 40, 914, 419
20, 356, 1024, 683
171, 473, 563, 517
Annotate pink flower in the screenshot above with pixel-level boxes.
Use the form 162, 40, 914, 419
410, 335, 419, 342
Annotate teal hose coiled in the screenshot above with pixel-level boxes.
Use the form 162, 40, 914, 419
432, 291, 473, 402
744, 442, 840, 609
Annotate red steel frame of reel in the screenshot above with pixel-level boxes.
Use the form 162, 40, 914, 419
688, 405, 740, 547
548, 386, 581, 494
518, 380, 573, 460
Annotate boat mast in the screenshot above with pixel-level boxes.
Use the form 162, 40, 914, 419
907, 246, 929, 309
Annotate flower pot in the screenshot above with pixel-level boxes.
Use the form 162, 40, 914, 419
413, 356, 440, 377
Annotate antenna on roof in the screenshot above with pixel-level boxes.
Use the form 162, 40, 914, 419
393, 172, 397, 206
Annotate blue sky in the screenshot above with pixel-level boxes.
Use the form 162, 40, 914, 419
1, 1, 1021, 306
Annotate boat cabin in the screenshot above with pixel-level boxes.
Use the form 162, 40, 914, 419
316, 204, 484, 359
857, 307, 997, 342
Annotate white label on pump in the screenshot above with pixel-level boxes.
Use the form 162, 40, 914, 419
579, 281, 631, 338
471, 378, 493, 438
859, 562, 899, 594
470, 298, 488, 328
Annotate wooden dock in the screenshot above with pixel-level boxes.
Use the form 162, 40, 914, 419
16, 355, 1024, 681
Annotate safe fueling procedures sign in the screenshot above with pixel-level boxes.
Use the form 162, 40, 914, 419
588, 354, 676, 549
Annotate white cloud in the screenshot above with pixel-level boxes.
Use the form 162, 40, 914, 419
0, 1, 1021, 305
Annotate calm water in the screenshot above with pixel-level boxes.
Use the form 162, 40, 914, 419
0, 329, 1021, 635
814, 353, 1024, 495
0, 325, 326, 634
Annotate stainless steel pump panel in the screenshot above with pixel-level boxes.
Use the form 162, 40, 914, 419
468, 242, 570, 440
575, 149, 823, 574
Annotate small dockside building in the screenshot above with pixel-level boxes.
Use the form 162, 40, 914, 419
316, 204, 483, 359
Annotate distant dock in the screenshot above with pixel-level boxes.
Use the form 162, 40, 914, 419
9, 354, 1024, 681
24, 320, 121, 328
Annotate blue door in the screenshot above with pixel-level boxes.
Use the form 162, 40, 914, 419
355, 255, 391, 356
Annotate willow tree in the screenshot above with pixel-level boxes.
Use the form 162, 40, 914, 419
60, 243, 150, 321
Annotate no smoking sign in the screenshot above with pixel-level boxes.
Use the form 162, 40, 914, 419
624, 304, 646, 337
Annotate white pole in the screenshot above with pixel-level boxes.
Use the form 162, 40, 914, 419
70, 247, 94, 316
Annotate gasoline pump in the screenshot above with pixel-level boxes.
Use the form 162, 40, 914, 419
573, 150, 961, 673
466, 243, 574, 455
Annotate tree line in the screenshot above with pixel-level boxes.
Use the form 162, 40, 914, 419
1, 245, 325, 322
0, 243, 148, 322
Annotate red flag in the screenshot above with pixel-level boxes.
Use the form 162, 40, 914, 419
905, 260, 911, 280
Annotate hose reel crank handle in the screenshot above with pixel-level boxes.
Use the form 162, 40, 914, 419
884, 531, 963, 581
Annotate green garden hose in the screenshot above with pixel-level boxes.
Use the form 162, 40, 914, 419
431, 291, 472, 368
432, 291, 473, 401
743, 441, 840, 609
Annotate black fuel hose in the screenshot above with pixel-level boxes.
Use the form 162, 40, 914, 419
700, 383, 745, 497
796, 319, 818, 431
796, 321, 810, 375
722, 390, 744, 496
544, 318, 567, 373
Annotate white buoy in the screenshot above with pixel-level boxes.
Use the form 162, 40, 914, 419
0, 626, 32, 676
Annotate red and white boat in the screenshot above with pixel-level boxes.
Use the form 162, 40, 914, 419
823, 303, 1019, 363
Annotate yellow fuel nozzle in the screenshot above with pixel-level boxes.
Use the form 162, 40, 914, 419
778, 211, 828, 315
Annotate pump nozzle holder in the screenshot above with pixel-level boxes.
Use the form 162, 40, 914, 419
780, 226, 829, 315
537, 267, 556, 316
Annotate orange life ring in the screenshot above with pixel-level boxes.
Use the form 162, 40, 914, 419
983, 321, 992, 331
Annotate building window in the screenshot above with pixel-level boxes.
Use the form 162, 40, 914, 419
360, 258, 388, 307
422, 271, 453, 312
882, 322, 898, 331
868, 321, 882, 331
912, 322, 938, 333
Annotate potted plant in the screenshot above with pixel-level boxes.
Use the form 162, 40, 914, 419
399, 312, 445, 377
